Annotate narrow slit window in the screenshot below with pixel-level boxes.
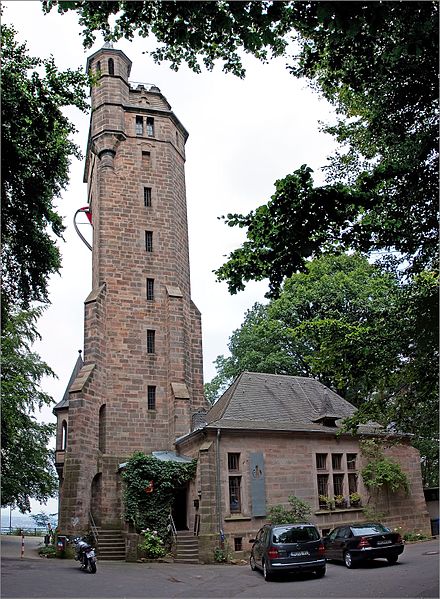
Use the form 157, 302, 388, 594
108, 58, 114, 76
147, 386, 156, 410
147, 330, 155, 354
146, 117, 154, 137
146, 278, 154, 301
228, 453, 240, 471
96, 61, 101, 77
145, 231, 153, 252
144, 187, 152, 207
136, 116, 143, 136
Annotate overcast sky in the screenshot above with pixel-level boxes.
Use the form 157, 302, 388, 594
2, 1, 337, 515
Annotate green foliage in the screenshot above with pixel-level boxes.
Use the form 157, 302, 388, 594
1, 24, 89, 329
137, 528, 166, 559
267, 495, 312, 525
208, 255, 438, 487
360, 440, 410, 495
213, 546, 229, 563
38, 545, 57, 558
30, 511, 57, 529
1, 309, 58, 512
400, 529, 431, 542
122, 452, 197, 543
361, 504, 386, 522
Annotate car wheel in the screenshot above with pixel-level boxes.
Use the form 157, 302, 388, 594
387, 555, 398, 565
250, 554, 257, 571
344, 551, 355, 569
263, 560, 272, 581
315, 566, 326, 578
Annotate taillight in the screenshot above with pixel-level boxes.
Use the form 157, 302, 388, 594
267, 546, 279, 559
395, 534, 402, 544
357, 536, 371, 549
318, 543, 325, 557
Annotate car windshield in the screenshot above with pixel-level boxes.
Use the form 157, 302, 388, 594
272, 526, 319, 543
351, 524, 390, 535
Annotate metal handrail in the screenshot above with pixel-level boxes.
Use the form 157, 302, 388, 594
168, 510, 177, 544
89, 512, 99, 545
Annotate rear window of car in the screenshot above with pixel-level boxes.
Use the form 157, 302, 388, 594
351, 524, 390, 535
272, 526, 320, 543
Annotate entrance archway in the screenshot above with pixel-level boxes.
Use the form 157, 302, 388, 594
90, 473, 102, 526
172, 486, 188, 530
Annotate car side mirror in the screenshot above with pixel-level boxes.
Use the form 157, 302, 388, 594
249, 538, 256, 544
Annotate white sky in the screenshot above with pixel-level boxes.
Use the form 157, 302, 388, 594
2, 1, 337, 516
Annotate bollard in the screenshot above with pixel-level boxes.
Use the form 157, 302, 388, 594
21, 531, 24, 559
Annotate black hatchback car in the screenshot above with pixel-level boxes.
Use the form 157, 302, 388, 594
324, 522, 404, 568
249, 523, 326, 581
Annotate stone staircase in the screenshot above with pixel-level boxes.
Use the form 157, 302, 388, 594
174, 531, 199, 564
96, 529, 126, 561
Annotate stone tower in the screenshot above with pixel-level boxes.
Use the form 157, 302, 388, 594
54, 46, 207, 533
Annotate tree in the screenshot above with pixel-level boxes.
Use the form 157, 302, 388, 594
45, 2, 438, 283
1, 309, 58, 512
1, 24, 89, 329
208, 254, 439, 486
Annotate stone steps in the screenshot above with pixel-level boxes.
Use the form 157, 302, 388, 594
174, 531, 199, 564
96, 529, 125, 561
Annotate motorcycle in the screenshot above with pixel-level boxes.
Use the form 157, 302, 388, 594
73, 536, 97, 573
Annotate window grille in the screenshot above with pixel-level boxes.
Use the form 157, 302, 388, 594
145, 231, 153, 252
228, 453, 240, 471
229, 476, 241, 513
332, 453, 343, 470
234, 538, 243, 551
144, 186, 152, 207
347, 453, 357, 470
333, 473, 344, 496
316, 453, 327, 470
147, 330, 155, 354
147, 386, 156, 410
348, 473, 358, 494
146, 278, 154, 301
317, 474, 329, 497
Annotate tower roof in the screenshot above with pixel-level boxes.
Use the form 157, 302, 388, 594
85, 44, 132, 77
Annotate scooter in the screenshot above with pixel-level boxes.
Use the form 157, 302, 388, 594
73, 537, 97, 573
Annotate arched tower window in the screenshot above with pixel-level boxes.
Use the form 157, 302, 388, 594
98, 404, 106, 452
61, 420, 68, 450
108, 58, 114, 76
96, 61, 101, 77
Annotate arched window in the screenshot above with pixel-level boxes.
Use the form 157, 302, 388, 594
61, 420, 68, 450
108, 58, 114, 76
98, 404, 106, 452
96, 61, 101, 77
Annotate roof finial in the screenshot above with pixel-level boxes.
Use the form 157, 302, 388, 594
103, 41, 114, 49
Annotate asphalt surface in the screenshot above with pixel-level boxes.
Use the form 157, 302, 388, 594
1, 535, 439, 598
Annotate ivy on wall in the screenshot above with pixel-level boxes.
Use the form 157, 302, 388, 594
360, 439, 410, 494
122, 452, 197, 541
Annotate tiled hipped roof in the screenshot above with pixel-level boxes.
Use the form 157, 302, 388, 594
204, 372, 381, 434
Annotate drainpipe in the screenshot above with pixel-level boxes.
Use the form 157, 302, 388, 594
215, 429, 223, 540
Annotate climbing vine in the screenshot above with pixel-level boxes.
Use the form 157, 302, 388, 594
122, 452, 197, 542
360, 439, 410, 494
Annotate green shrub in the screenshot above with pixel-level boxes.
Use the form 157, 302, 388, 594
268, 495, 312, 524
38, 545, 57, 558
137, 528, 166, 559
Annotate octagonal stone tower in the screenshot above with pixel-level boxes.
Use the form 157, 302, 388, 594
54, 46, 207, 534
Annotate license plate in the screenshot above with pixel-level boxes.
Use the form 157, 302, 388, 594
290, 551, 309, 557
377, 540, 392, 545
86, 551, 95, 558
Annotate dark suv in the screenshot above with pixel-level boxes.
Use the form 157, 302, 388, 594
249, 523, 326, 581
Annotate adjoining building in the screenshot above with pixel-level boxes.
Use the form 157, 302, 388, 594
54, 47, 431, 562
